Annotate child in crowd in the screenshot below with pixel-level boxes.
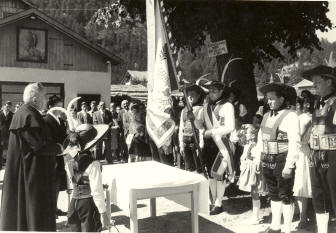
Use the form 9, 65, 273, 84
237, 121, 266, 224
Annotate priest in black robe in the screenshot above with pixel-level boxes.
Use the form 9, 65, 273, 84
0, 83, 63, 231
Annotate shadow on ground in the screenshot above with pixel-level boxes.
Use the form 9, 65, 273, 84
222, 195, 270, 216
112, 211, 234, 233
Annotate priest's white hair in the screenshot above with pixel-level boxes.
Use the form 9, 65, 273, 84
23, 82, 44, 104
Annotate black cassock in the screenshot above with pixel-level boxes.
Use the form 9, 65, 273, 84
0, 104, 62, 231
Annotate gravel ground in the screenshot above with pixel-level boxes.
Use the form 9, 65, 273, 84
2, 166, 336, 233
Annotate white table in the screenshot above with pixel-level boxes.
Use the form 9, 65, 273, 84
102, 161, 209, 233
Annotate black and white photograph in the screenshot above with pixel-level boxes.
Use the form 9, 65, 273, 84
1, 0, 336, 233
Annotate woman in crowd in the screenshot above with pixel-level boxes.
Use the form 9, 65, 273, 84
293, 96, 314, 230
127, 104, 151, 162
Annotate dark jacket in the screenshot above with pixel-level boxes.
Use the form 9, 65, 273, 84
0, 110, 14, 145
77, 111, 93, 124
0, 104, 62, 231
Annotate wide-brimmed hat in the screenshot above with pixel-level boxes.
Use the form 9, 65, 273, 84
63, 124, 109, 155
259, 82, 288, 95
301, 65, 336, 80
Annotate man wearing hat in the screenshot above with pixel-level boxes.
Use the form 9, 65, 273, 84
63, 124, 111, 232
301, 65, 336, 233
0, 100, 13, 169
77, 102, 93, 124
201, 80, 236, 215
255, 83, 300, 233
178, 83, 206, 172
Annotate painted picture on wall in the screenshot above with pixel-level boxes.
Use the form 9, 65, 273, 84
17, 27, 48, 63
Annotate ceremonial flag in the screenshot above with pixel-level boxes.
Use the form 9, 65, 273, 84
146, 0, 179, 148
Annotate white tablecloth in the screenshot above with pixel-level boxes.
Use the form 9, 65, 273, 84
102, 161, 209, 215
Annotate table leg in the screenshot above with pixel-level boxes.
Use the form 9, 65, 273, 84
150, 198, 156, 217
129, 191, 138, 233
191, 184, 199, 233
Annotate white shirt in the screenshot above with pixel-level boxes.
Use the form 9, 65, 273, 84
86, 161, 106, 214
65, 159, 106, 214
178, 106, 205, 148
208, 102, 235, 137
254, 110, 300, 169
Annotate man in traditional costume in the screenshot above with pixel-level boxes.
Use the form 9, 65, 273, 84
256, 83, 300, 233
0, 83, 63, 231
202, 81, 235, 215
301, 65, 336, 233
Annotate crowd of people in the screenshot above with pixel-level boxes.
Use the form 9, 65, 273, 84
1, 64, 336, 233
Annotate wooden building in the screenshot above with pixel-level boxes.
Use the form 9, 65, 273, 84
0, 0, 123, 107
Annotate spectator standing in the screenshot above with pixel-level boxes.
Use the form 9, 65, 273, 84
14, 102, 22, 113
77, 102, 93, 124
110, 103, 120, 161
0, 101, 14, 169
93, 101, 113, 162
0, 83, 62, 231
119, 100, 130, 161
88, 100, 97, 117
127, 104, 151, 162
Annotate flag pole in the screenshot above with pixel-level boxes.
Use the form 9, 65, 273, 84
157, 0, 209, 178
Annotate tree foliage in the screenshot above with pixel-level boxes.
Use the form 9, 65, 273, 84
30, 0, 147, 83
95, 0, 332, 69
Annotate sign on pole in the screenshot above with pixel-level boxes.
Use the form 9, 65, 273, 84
207, 40, 228, 57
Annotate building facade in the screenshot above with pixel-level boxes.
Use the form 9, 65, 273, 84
0, 1, 122, 107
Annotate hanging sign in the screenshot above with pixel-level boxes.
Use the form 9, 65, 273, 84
207, 40, 228, 57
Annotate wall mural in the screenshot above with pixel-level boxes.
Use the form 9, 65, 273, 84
17, 27, 48, 63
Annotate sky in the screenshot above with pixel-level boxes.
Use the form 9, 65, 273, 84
316, 1, 336, 42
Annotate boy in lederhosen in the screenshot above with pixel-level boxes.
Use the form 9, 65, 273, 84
301, 65, 336, 233
255, 83, 300, 233
63, 124, 110, 232
178, 83, 206, 172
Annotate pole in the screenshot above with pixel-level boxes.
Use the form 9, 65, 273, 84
157, 0, 208, 178
181, 83, 209, 178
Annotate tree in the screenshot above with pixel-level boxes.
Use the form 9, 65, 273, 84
93, 0, 331, 121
